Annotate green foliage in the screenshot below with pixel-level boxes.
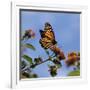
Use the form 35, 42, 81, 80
22, 55, 33, 65
34, 57, 42, 64
30, 74, 38, 78
49, 66, 57, 77
50, 71, 57, 77
30, 64, 36, 68
21, 72, 38, 78
25, 43, 36, 51
21, 72, 30, 78
68, 70, 80, 76
21, 60, 27, 69
53, 59, 62, 68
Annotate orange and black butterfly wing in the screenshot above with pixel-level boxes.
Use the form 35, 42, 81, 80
39, 30, 45, 38
39, 38, 53, 49
44, 30, 57, 44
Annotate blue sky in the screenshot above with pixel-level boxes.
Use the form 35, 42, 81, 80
20, 10, 80, 77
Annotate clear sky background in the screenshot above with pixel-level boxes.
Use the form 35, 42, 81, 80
20, 10, 80, 77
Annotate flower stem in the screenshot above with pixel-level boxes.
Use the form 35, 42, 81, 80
30, 58, 50, 68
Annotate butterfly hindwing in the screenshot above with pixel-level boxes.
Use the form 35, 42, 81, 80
39, 39, 52, 49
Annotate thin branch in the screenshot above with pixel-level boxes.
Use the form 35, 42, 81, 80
30, 58, 50, 68
30, 55, 80, 69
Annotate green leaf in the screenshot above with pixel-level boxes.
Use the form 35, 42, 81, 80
21, 72, 30, 78
49, 65, 57, 77
25, 43, 36, 51
30, 64, 36, 68
53, 59, 62, 68
50, 71, 57, 77
56, 64, 62, 68
34, 57, 42, 64
68, 70, 80, 76
31, 74, 38, 78
23, 55, 33, 64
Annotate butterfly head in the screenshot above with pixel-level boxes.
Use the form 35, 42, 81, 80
45, 22, 51, 27
44, 22, 52, 31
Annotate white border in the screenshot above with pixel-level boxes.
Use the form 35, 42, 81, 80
11, 1, 88, 88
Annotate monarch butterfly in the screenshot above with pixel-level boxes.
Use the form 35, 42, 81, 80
39, 22, 65, 60
39, 22, 57, 49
